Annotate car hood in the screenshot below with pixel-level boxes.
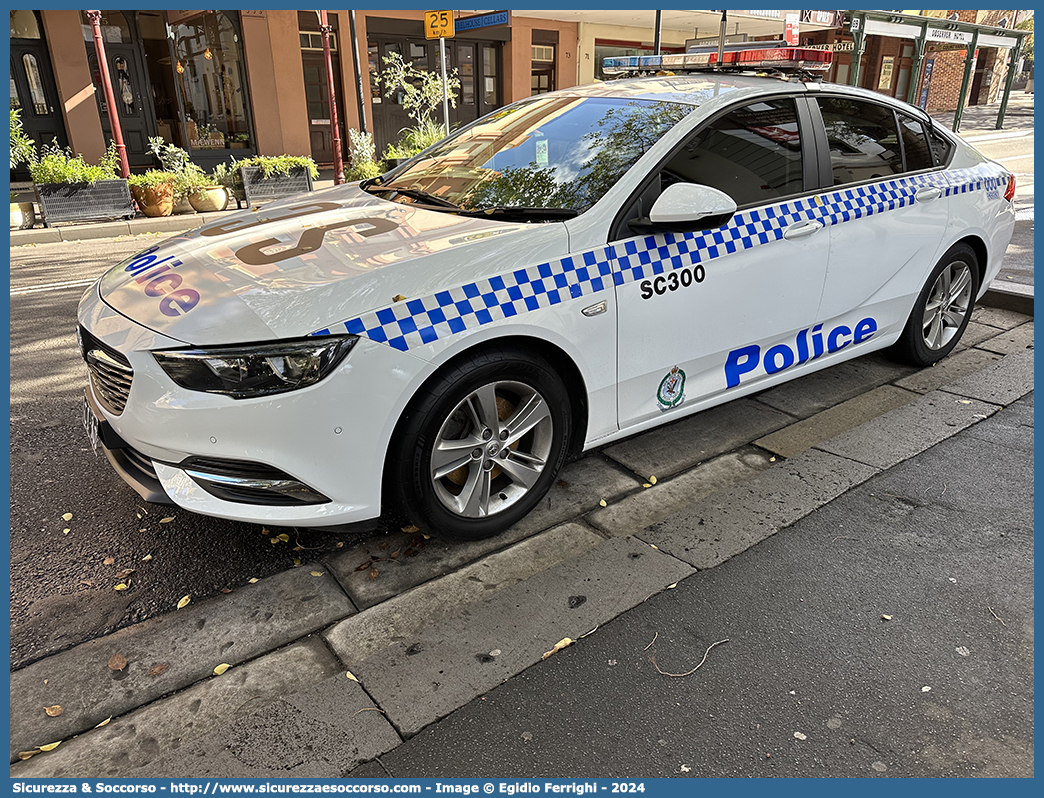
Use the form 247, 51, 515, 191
98, 183, 569, 346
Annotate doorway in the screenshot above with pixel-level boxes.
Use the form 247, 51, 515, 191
299, 13, 347, 166
10, 10, 68, 179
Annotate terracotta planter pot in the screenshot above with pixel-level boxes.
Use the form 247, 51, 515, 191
188, 186, 230, 213
10, 202, 36, 230
130, 183, 174, 217
172, 195, 196, 215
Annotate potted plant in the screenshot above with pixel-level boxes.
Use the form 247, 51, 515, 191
181, 168, 231, 213
236, 154, 319, 204
148, 137, 199, 214
10, 190, 36, 230
346, 129, 383, 182
28, 141, 134, 227
211, 162, 245, 208
376, 52, 459, 168
10, 111, 37, 229
127, 170, 178, 217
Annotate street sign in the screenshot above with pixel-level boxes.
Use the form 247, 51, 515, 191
455, 10, 510, 32
784, 13, 800, 46
425, 10, 454, 40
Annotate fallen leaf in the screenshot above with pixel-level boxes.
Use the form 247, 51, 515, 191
368, 568, 380, 580
220, 588, 232, 594
115, 568, 135, 580
598, 499, 607, 507
293, 558, 301, 566
956, 646, 970, 657
176, 595, 191, 610
62, 529, 70, 535
643, 482, 652, 488
248, 578, 258, 584
557, 479, 570, 488
650, 544, 659, 550
336, 542, 344, 548
94, 717, 112, 729
680, 765, 691, 773
108, 653, 128, 671
881, 614, 893, 621
921, 686, 931, 692
114, 583, 128, 591
422, 534, 431, 540
269, 538, 279, 545
794, 732, 807, 740
541, 637, 574, 661
666, 582, 678, 589
402, 524, 420, 533
142, 554, 153, 562
310, 571, 323, 577
277, 533, 290, 542
213, 663, 231, 675
17, 750, 39, 761
958, 400, 972, 405
61, 513, 73, 522
148, 663, 169, 677
346, 671, 359, 682
103, 557, 115, 566
489, 649, 502, 657
769, 456, 777, 462
44, 705, 63, 717
649, 475, 657, 485
261, 527, 270, 535
136, 512, 142, 520
354, 560, 373, 571
159, 517, 175, 524
293, 545, 304, 551
38, 741, 61, 752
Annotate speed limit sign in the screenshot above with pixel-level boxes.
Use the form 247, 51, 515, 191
425, 10, 454, 39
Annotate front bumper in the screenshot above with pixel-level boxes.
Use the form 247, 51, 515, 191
78, 286, 430, 528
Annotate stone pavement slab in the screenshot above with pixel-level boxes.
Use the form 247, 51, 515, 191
603, 398, 794, 479
324, 524, 606, 664
755, 385, 918, 459
10, 637, 341, 778
9, 565, 355, 760
975, 321, 1034, 356
351, 535, 694, 737
587, 450, 772, 537
815, 391, 999, 470
955, 320, 1009, 351
640, 449, 879, 570
894, 347, 1003, 394
326, 456, 639, 610
937, 348, 1034, 406
751, 353, 917, 419
972, 305, 1032, 331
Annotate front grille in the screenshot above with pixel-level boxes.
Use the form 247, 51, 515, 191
123, 447, 158, 480
80, 326, 133, 415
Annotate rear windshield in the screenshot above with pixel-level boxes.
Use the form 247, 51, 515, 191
379, 96, 693, 214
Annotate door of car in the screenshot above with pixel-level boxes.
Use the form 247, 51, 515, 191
612, 95, 831, 429
809, 95, 951, 334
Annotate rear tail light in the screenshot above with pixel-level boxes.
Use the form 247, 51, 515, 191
1004, 173, 1016, 202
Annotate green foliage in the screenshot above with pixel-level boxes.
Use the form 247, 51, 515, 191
10, 109, 35, 167
346, 159, 382, 182
345, 128, 382, 182
384, 118, 448, 162
378, 51, 461, 125
1016, 17, 1033, 62
237, 154, 319, 179
127, 170, 179, 190
29, 141, 121, 185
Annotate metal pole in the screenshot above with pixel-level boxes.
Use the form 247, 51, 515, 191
348, 10, 367, 134
952, 30, 979, 133
86, 10, 130, 177
906, 22, 928, 105
716, 10, 727, 67
653, 11, 662, 56
439, 36, 450, 136
317, 11, 344, 184
996, 38, 1023, 129
849, 23, 867, 86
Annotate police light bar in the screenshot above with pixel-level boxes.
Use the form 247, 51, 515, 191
602, 46, 832, 76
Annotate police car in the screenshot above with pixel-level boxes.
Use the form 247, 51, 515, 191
78, 46, 1016, 540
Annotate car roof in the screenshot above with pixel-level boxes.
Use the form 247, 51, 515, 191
554, 73, 811, 106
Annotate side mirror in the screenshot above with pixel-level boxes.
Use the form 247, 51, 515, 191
629, 183, 738, 234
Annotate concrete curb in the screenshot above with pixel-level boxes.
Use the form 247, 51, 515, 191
9, 210, 241, 245
9, 314, 1034, 777
982, 284, 1034, 317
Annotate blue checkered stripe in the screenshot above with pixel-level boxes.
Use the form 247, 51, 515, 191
313, 165, 1005, 352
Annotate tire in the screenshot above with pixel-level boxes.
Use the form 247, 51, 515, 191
390, 348, 572, 541
889, 243, 979, 367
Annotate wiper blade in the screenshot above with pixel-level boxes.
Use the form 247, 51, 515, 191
367, 185, 460, 209
457, 206, 579, 221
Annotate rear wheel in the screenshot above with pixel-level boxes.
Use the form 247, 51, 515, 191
890, 243, 979, 367
391, 348, 572, 541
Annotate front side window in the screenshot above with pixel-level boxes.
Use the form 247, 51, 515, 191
370, 96, 693, 216
172, 11, 253, 151
661, 98, 804, 207
818, 96, 902, 186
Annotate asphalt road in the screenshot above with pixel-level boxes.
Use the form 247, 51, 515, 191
8, 235, 390, 669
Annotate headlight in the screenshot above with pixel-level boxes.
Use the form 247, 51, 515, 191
153, 335, 358, 398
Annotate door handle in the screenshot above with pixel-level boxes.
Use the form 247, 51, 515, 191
915, 187, 943, 202
783, 220, 823, 240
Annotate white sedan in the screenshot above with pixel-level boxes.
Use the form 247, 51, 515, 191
79, 56, 1015, 540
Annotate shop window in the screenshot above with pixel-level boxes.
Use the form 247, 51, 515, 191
172, 11, 253, 151
300, 31, 337, 51
10, 10, 42, 39
21, 54, 48, 115
458, 44, 475, 104
664, 98, 804, 207
818, 96, 902, 186
897, 114, 933, 172
483, 46, 498, 106
79, 10, 132, 44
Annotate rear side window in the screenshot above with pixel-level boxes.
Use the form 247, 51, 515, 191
661, 97, 804, 207
898, 113, 934, 172
817, 96, 902, 186
926, 126, 955, 166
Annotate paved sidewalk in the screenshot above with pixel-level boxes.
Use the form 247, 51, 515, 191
10, 307, 1033, 778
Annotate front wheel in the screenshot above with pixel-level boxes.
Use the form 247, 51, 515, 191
390, 348, 572, 541
890, 243, 979, 367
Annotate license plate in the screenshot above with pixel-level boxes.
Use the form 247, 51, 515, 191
82, 394, 101, 455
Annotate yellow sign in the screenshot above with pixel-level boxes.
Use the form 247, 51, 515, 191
425, 10, 454, 39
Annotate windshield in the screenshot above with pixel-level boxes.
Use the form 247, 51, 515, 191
369, 95, 693, 217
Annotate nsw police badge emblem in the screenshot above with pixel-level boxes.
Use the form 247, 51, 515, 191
656, 365, 686, 411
